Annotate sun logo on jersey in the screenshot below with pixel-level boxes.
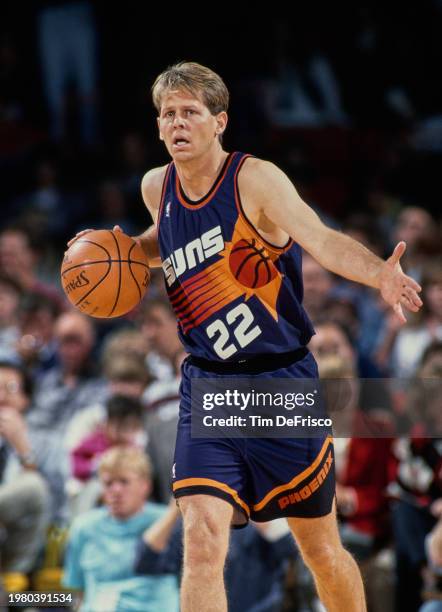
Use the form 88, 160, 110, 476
166, 216, 285, 333
217, 215, 284, 321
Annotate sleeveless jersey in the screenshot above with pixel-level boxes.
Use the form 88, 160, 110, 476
157, 151, 315, 362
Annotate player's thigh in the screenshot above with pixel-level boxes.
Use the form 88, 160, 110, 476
287, 499, 342, 564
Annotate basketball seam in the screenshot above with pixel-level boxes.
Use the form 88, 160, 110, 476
73, 259, 112, 308
61, 259, 149, 276
127, 243, 143, 302
108, 231, 122, 316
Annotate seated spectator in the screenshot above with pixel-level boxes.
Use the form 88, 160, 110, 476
62, 447, 179, 612
0, 360, 49, 573
135, 499, 296, 612
0, 224, 64, 311
64, 352, 150, 453
29, 310, 106, 433
140, 297, 186, 382
309, 321, 392, 419
389, 347, 442, 612
379, 260, 442, 378
301, 254, 335, 322
0, 274, 22, 361
71, 394, 145, 482
392, 207, 439, 281
15, 292, 60, 377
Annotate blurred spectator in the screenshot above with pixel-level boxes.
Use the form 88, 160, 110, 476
71, 394, 145, 483
392, 207, 440, 280
100, 327, 149, 371
389, 346, 442, 612
0, 224, 64, 310
62, 446, 179, 611
29, 310, 106, 433
144, 351, 183, 503
0, 360, 49, 572
316, 354, 394, 553
302, 254, 335, 322
309, 319, 383, 380
37, 1, 99, 146
379, 260, 442, 378
140, 297, 185, 382
64, 347, 150, 454
0, 274, 22, 361
15, 292, 60, 377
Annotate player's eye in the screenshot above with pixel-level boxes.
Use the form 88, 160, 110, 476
165, 111, 174, 118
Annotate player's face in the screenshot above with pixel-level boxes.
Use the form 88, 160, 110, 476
157, 89, 226, 161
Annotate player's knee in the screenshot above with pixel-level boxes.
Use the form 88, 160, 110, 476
301, 541, 344, 578
182, 508, 229, 569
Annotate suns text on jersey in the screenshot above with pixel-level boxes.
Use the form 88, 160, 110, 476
162, 225, 224, 287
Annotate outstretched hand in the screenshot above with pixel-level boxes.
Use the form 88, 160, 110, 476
378, 241, 423, 324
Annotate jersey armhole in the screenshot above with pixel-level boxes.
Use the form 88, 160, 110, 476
156, 163, 173, 231
234, 155, 293, 254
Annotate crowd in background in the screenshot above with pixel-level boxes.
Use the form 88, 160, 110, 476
1, 2, 442, 611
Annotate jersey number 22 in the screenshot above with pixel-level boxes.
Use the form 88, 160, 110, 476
206, 303, 262, 359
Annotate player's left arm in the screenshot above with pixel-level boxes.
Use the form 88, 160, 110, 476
240, 159, 422, 322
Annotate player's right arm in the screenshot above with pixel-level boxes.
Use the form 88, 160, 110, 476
133, 165, 168, 268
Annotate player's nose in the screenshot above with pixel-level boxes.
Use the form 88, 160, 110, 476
173, 113, 185, 128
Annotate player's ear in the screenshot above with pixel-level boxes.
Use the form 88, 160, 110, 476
157, 117, 164, 141
215, 112, 228, 137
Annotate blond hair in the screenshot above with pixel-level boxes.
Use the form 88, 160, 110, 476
152, 61, 229, 115
98, 447, 152, 480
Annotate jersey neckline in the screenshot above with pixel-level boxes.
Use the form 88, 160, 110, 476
175, 151, 235, 209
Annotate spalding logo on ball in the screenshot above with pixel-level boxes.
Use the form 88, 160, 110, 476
61, 230, 150, 318
229, 238, 278, 289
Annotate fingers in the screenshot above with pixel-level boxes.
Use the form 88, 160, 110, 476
67, 229, 94, 248
393, 302, 406, 324
402, 274, 422, 294
389, 241, 407, 265
113, 225, 123, 233
402, 286, 423, 310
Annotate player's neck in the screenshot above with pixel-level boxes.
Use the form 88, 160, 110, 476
174, 146, 228, 201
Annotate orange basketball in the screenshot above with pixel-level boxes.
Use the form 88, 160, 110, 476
61, 230, 150, 318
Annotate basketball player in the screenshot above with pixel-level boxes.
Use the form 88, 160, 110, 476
70, 62, 422, 612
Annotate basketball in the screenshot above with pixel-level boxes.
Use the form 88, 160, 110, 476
61, 230, 150, 318
229, 238, 278, 289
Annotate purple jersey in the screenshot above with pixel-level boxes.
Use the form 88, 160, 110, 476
157, 152, 314, 361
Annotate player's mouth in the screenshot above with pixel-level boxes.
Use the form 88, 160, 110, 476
172, 137, 190, 149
